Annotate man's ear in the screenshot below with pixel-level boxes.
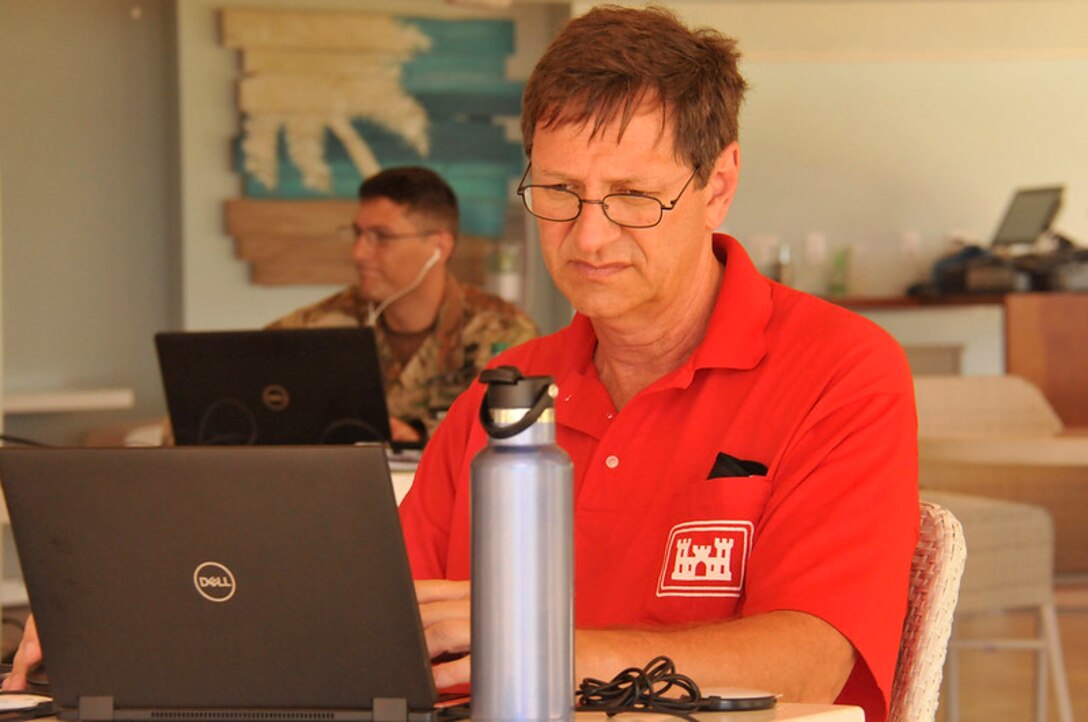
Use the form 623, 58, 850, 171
704, 142, 741, 231
434, 229, 456, 262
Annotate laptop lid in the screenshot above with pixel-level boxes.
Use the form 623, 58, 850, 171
0, 445, 438, 721
991, 186, 1063, 247
155, 327, 393, 446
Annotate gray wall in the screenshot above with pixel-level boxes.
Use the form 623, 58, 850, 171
0, 0, 180, 445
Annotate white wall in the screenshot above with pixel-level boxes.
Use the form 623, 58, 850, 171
0, 0, 180, 445
859, 305, 1005, 375
574, 0, 1088, 298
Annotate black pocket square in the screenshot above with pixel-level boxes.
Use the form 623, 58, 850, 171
707, 452, 768, 479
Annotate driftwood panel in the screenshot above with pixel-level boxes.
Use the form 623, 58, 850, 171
226, 198, 487, 287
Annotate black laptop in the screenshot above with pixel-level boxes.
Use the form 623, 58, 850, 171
0, 445, 447, 721
155, 327, 393, 446
991, 186, 1063, 247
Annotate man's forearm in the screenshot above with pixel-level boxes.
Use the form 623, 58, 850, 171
575, 610, 855, 704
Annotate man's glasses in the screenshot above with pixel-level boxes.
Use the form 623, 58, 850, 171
516, 164, 700, 229
339, 225, 439, 248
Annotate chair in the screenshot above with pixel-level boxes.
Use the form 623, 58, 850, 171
914, 374, 1062, 439
889, 500, 966, 722
914, 374, 1088, 576
923, 490, 1075, 722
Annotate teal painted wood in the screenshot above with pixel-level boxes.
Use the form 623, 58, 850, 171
234, 16, 526, 240
401, 17, 514, 56
411, 86, 524, 117
403, 54, 510, 82
235, 120, 523, 169
242, 161, 516, 199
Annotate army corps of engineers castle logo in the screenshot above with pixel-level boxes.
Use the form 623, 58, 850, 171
656, 520, 753, 597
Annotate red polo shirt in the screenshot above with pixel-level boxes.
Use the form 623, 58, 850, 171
399, 234, 918, 722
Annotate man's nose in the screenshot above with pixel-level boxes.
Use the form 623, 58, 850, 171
570, 200, 620, 252
352, 236, 376, 263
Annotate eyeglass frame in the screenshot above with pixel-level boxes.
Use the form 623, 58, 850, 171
339, 223, 442, 249
515, 163, 701, 229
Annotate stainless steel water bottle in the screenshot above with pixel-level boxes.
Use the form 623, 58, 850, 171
471, 366, 574, 722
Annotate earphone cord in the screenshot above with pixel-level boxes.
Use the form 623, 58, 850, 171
367, 249, 442, 327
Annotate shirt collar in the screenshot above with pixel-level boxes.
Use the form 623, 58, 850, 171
692, 234, 771, 371
555, 234, 771, 379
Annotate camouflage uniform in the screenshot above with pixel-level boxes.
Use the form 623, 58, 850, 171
267, 274, 539, 437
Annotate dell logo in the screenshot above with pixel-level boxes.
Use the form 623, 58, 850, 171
262, 384, 290, 411
193, 561, 237, 603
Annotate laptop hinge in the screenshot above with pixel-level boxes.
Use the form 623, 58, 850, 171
78, 696, 115, 721
372, 697, 408, 722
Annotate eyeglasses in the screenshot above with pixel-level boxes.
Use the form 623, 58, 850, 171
339, 224, 439, 248
516, 164, 700, 229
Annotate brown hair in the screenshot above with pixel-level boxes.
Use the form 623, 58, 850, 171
521, 5, 747, 186
359, 166, 459, 241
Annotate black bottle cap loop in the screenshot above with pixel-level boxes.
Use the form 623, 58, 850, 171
478, 366, 555, 439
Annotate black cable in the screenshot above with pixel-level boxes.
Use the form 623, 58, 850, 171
576, 656, 702, 721
0, 435, 48, 448
436, 703, 471, 721
0, 618, 25, 634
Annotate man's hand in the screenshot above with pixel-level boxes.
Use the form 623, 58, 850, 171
390, 416, 422, 443
410, 582, 852, 704
1, 614, 42, 691
415, 579, 470, 689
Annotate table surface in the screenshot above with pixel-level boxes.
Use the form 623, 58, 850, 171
576, 704, 863, 720
919, 435, 1088, 466
33, 705, 863, 722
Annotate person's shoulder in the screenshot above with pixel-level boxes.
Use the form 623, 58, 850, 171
775, 286, 900, 352
768, 286, 912, 391
460, 283, 531, 318
458, 284, 541, 340
265, 286, 362, 329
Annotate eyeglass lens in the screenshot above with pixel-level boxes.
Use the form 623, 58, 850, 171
522, 187, 664, 228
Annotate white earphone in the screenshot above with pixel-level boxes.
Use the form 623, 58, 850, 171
367, 248, 443, 326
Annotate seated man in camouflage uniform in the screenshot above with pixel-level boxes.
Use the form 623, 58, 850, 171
268, 167, 539, 443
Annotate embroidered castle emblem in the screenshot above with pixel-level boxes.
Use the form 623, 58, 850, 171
656, 521, 752, 597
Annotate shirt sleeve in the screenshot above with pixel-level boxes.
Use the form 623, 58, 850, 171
398, 383, 483, 580
740, 346, 919, 722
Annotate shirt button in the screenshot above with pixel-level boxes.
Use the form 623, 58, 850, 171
605, 455, 620, 469
605, 412, 614, 420
564, 394, 573, 402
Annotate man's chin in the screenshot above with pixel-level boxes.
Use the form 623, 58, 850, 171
356, 281, 389, 304
569, 295, 642, 323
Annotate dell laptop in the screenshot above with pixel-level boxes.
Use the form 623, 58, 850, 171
155, 327, 393, 446
0, 445, 448, 721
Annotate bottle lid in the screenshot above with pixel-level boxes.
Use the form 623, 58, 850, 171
479, 366, 555, 410
478, 366, 556, 439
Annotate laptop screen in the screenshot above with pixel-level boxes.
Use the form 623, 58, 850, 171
0, 445, 439, 720
155, 327, 393, 446
991, 186, 1063, 247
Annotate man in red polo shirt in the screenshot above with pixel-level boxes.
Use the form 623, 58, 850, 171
2, 7, 918, 721
402, 7, 918, 722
